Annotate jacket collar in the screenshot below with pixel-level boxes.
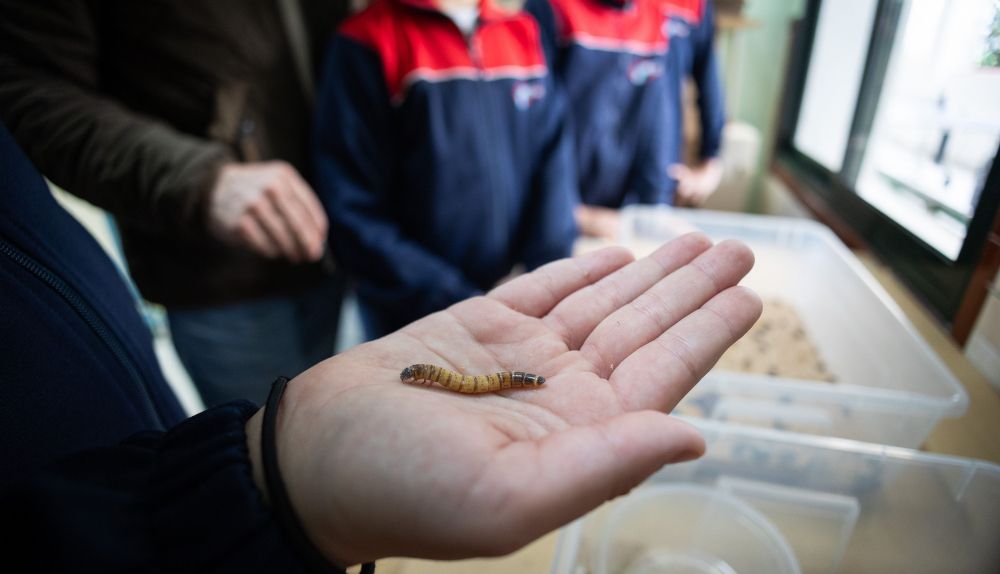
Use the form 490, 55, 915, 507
395, 0, 511, 21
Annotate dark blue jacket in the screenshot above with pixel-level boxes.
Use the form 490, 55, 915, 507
662, 0, 725, 162
526, 0, 678, 208
0, 124, 307, 571
314, 0, 578, 337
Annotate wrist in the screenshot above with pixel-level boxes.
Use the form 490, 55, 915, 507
251, 377, 373, 572
245, 409, 268, 506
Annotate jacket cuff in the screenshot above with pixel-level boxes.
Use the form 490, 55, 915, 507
160, 140, 235, 239
148, 401, 307, 572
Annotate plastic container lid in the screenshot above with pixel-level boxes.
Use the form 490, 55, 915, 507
596, 484, 801, 574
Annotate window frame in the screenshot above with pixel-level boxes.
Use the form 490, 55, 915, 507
775, 0, 1000, 328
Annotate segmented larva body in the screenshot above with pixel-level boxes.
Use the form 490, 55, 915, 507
400, 363, 545, 394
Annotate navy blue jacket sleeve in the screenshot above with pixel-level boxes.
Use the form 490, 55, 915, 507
0, 123, 314, 572
627, 122, 673, 205
314, 37, 480, 324
519, 78, 578, 270
691, 0, 725, 160
626, 60, 677, 206
2, 402, 311, 573
524, 0, 560, 70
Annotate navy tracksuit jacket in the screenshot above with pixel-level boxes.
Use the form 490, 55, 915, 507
0, 123, 309, 571
526, 0, 679, 208
661, 0, 725, 163
314, 0, 578, 337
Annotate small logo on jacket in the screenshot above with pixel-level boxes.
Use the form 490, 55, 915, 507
627, 58, 664, 86
512, 80, 546, 110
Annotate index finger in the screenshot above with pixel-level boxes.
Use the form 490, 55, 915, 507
286, 167, 330, 236
270, 184, 323, 261
580, 240, 754, 378
610, 285, 763, 411
488, 247, 634, 318
543, 233, 713, 350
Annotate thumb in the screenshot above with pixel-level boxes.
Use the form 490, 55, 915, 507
494, 411, 704, 548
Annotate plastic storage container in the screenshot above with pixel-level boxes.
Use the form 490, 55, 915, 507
550, 420, 1000, 574
618, 206, 967, 448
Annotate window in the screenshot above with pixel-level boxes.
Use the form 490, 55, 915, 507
778, 0, 1000, 324
853, 0, 1000, 260
793, 0, 878, 173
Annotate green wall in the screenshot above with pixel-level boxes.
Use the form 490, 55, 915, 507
716, 0, 806, 211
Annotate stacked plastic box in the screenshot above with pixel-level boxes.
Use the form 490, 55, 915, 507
619, 206, 967, 448
551, 207, 998, 573
551, 420, 1000, 574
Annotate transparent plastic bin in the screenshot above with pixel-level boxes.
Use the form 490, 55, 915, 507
550, 420, 1000, 574
619, 206, 967, 448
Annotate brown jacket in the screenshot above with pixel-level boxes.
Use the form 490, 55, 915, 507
0, 0, 349, 307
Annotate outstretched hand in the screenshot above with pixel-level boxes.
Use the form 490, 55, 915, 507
246, 233, 761, 568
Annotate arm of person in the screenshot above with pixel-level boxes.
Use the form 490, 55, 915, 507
0, 1, 326, 262
628, 85, 676, 207
0, 1, 231, 237
1, 402, 312, 572
2, 233, 759, 571
518, 75, 578, 269
524, 0, 561, 70
314, 35, 480, 325
575, 204, 621, 241
670, 1, 726, 207
691, 0, 725, 163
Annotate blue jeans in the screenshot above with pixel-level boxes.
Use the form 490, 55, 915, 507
168, 276, 343, 407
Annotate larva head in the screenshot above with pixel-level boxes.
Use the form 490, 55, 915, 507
400, 366, 415, 383
524, 373, 545, 386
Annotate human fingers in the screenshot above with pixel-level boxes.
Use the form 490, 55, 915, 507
235, 213, 280, 258
285, 165, 330, 253
610, 285, 762, 411
692, 188, 713, 207
489, 246, 634, 318
669, 164, 695, 203
474, 411, 704, 555
283, 163, 327, 222
667, 163, 689, 180
580, 240, 754, 378
250, 181, 302, 262
543, 233, 713, 350
675, 190, 698, 208
269, 175, 325, 262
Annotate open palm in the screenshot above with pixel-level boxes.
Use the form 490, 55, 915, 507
266, 233, 761, 567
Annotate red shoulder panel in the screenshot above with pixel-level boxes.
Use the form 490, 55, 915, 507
548, 0, 669, 55
658, 0, 703, 23
339, 1, 547, 101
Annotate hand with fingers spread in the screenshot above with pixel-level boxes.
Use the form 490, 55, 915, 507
245, 232, 762, 568
207, 161, 329, 262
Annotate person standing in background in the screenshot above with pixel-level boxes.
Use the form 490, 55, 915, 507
526, 0, 679, 240
0, 0, 350, 406
314, 0, 578, 338
661, 0, 726, 206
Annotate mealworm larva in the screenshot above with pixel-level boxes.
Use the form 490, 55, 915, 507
399, 363, 545, 394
